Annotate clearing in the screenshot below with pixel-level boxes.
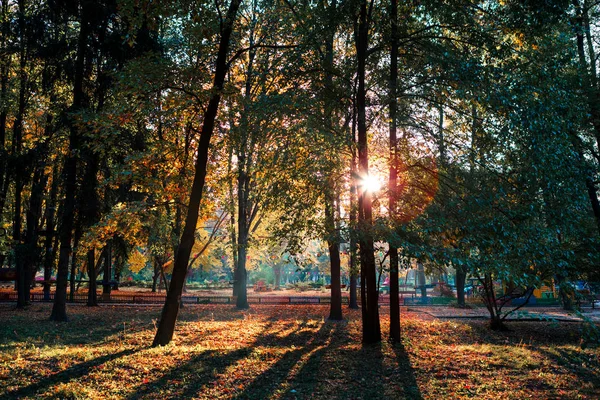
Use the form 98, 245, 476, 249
0, 304, 598, 399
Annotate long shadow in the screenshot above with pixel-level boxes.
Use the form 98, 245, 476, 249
0, 306, 159, 349
277, 322, 350, 399
1, 303, 335, 351
326, 334, 415, 400
268, 323, 423, 400
125, 347, 254, 400
233, 321, 336, 399
2, 348, 136, 400
390, 342, 423, 400
0, 303, 262, 350
536, 346, 600, 389
125, 321, 279, 399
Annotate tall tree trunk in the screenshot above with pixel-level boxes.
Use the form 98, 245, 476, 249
226, 135, 238, 295
273, 265, 281, 290
388, 0, 400, 343
235, 228, 249, 309
456, 266, 466, 306
69, 226, 81, 301
417, 261, 427, 299
321, 0, 342, 321
86, 249, 98, 306
355, 0, 381, 344
235, 149, 250, 308
14, 0, 27, 309
572, 1, 600, 235
51, 2, 89, 321
348, 95, 359, 310
233, 14, 258, 309
51, 143, 76, 317
153, 0, 242, 346
43, 165, 58, 301
574, 0, 600, 156
0, 0, 10, 222
326, 193, 342, 320
102, 240, 112, 297
22, 157, 48, 304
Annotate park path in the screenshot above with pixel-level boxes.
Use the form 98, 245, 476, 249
414, 305, 600, 322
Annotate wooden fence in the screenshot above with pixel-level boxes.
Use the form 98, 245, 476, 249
0, 292, 425, 305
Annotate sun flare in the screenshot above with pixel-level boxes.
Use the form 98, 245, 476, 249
360, 175, 382, 193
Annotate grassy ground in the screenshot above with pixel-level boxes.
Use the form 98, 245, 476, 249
0, 304, 598, 399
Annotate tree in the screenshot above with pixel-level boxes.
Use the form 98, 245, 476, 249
153, 0, 242, 346
355, 0, 381, 344
51, 1, 91, 321
387, 0, 400, 343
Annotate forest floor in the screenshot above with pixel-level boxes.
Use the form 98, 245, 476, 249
0, 304, 599, 400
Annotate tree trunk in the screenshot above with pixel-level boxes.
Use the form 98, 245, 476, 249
14, 0, 27, 309
349, 267, 358, 309
113, 254, 121, 291
0, 0, 7, 162
153, 0, 241, 347
417, 261, 427, 299
233, 18, 259, 309
348, 94, 359, 310
326, 197, 342, 321
575, 0, 600, 151
235, 231, 249, 309
43, 164, 58, 301
235, 161, 249, 308
22, 158, 48, 305
355, 0, 381, 344
103, 241, 112, 297
387, 0, 401, 343
456, 266, 466, 307
50, 2, 89, 322
274, 265, 281, 290
51, 154, 76, 322
227, 138, 238, 296
572, 1, 600, 235
321, 0, 342, 321
69, 228, 81, 302
87, 249, 98, 306
0, 0, 9, 237
489, 315, 507, 331
555, 274, 574, 311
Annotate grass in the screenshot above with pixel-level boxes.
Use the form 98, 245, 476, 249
0, 304, 598, 399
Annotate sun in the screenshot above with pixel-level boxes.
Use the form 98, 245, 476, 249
360, 174, 382, 193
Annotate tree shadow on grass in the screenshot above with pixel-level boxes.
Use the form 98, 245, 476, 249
125, 321, 280, 399
2, 348, 137, 399
234, 321, 425, 400
535, 346, 600, 389
390, 342, 423, 400
326, 337, 422, 400
233, 321, 337, 399
125, 347, 255, 400
0, 305, 158, 350
123, 321, 338, 400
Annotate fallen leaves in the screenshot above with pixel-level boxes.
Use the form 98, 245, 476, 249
0, 304, 598, 399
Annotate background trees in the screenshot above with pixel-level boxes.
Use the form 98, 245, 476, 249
1, 0, 599, 340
